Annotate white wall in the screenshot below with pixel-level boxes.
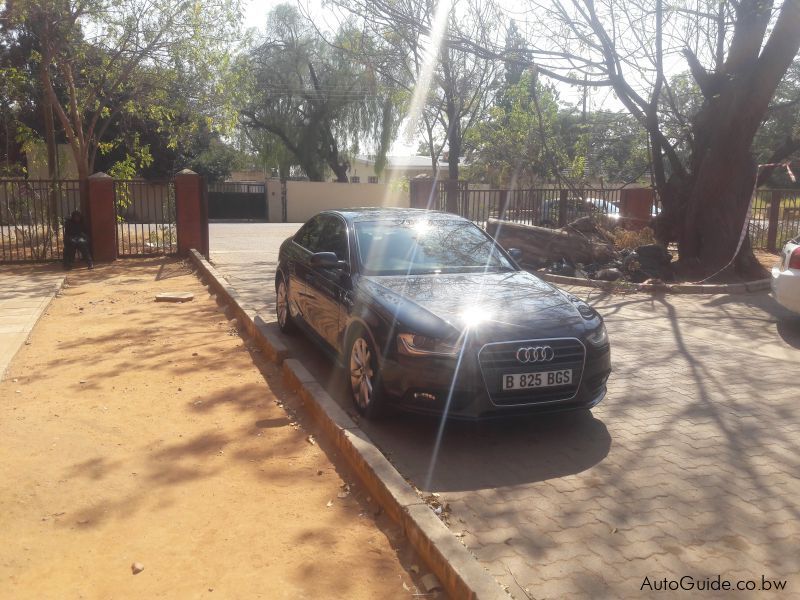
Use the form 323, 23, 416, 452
267, 180, 409, 222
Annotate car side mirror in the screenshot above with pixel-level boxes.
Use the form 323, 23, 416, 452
310, 252, 349, 271
508, 248, 522, 261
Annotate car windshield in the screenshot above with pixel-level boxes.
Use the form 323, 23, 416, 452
354, 218, 516, 275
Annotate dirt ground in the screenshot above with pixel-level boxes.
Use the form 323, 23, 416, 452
0, 258, 425, 599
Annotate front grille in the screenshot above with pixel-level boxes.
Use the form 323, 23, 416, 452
478, 338, 585, 406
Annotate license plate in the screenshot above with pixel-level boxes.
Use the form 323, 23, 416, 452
501, 370, 572, 390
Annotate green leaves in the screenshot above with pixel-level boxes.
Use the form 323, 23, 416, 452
237, 4, 403, 181
2, 0, 243, 178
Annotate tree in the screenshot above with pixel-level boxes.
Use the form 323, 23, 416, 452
515, 0, 800, 278
347, 0, 800, 279
328, 0, 501, 188
2, 0, 241, 194
567, 111, 650, 185
238, 4, 402, 182
753, 59, 800, 186
1, 7, 48, 176
463, 72, 563, 186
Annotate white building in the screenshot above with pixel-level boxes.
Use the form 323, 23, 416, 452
347, 155, 447, 183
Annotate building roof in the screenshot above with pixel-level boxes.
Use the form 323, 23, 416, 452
356, 155, 448, 169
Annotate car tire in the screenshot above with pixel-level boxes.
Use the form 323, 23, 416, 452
346, 327, 384, 419
276, 277, 297, 334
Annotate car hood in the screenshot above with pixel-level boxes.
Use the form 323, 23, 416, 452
358, 270, 587, 342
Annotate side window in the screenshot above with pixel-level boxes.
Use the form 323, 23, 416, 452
294, 216, 324, 252
317, 216, 349, 261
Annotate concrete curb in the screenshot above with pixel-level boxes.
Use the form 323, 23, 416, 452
0, 275, 66, 381
188, 250, 507, 600
536, 271, 771, 294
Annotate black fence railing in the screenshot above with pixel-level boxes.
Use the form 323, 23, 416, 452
424, 181, 798, 251
749, 188, 800, 251
0, 179, 81, 262
208, 181, 265, 194
113, 180, 177, 256
428, 182, 625, 228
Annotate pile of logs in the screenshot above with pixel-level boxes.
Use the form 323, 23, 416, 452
487, 217, 617, 266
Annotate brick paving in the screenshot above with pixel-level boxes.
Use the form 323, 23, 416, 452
210, 224, 800, 598
450, 297, 800, 598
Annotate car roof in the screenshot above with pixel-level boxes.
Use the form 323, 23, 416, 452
322, 207, 469, 223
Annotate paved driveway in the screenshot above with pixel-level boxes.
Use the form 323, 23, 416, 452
0, 268, 65, 380
210, 223, 800, 598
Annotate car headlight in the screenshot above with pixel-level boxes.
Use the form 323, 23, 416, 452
586, 323, 609, 347
397, 333, 462, 357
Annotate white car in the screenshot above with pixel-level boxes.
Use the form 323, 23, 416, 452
771, 235, 800, 314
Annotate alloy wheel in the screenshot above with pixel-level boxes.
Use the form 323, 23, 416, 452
349, 337, 374, 410
277, 280, 288, 328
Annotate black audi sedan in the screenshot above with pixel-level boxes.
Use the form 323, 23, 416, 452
275, 208, 611, 419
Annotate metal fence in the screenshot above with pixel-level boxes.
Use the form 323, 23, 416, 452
749, 188, 800, 251
0, 179, 81, 262
113, 180, 177, 256
429, 182, 623, 227
429, 181, 798, 251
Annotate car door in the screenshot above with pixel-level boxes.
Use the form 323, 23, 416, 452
303, 215, 351, 351
287, 216, 325, 325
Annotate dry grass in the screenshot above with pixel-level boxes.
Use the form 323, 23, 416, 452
608, 226, 658, 250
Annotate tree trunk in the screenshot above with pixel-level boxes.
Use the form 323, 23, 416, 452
445, 102, 461, 213
486, 218, 616, 264
660, 0, 800, 281
329, 160, 349, 183
675, 146, 761, 280
76, 158, 90, 214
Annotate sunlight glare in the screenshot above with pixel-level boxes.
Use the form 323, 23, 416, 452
402, 0, 452, 142
460, 304, 491, 327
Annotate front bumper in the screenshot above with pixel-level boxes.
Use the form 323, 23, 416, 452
379, 339, 612, 420
771, 266, 800, 314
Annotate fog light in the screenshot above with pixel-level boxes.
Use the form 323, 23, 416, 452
413, 392, 437, 402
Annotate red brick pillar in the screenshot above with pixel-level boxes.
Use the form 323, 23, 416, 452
620, 188, 656, 230
174, 169, 208, 258
87, 172, 117, 262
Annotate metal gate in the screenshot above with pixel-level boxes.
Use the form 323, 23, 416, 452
0, 179, 81, 262
113, 180, 177, 256
208, 182, 267, 220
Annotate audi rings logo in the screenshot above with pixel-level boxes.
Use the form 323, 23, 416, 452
516, 346, 555, 363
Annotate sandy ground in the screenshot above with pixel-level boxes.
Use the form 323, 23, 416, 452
0, 258, 425, 599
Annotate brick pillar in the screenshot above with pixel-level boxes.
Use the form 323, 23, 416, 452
87, 172, 117, 262
174, 169, 208, 258
620, 187, 655, 230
